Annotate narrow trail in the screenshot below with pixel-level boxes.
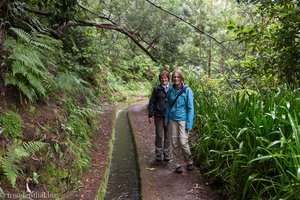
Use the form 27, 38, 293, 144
127, 99, 222, 200
63, 99, 222, 200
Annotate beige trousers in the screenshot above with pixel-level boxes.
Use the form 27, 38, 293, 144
169, 119, 193, 168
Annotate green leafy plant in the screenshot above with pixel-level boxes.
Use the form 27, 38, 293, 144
56, 72, 87, 92
32, 172, 39, 184
191, 81, 300, 199
0, 111, 23, 138
40, 163, 69, 193
0, 141, 46, 187
4, 27, 61, 103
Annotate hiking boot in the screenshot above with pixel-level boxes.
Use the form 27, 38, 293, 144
187, 164, 194, 171
156, 155, 163, 161
175, 166, 183, 173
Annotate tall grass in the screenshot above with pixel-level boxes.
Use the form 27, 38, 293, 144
189, 77, 300, 199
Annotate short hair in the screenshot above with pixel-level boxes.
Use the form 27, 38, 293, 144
172, 69, 184, 82
159, 70, 170, 80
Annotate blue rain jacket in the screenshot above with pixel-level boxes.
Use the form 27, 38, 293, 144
165, 83, 194, 131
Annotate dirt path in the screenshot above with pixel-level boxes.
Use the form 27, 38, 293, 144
128, 99, 222, 200
64, 99, 222, 200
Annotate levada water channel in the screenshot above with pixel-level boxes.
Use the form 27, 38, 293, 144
104, 109, 140, 200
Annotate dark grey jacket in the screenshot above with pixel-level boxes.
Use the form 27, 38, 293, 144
148, 84, 168, 117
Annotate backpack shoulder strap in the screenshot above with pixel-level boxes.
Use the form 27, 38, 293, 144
170, 85, 188, 109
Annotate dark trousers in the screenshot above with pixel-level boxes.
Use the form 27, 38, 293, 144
154, 116, 170, 158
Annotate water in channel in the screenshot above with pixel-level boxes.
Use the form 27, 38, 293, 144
104, 109, 140, 200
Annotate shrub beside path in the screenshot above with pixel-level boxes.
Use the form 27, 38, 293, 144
128, 99, 222, 200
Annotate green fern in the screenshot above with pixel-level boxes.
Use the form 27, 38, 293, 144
16, 81, 36, 102
73, 106, 103, 118
1, 158, 20, 187
10, 27, 32, 43
0, 141, 46, 187
4, 27, 61, 103
0, 187, 4, 198
23, 141, 46, 155
56, 72, 86, 92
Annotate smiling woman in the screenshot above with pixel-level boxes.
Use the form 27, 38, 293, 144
148, 70, 170, 162
165, 69, 194, 173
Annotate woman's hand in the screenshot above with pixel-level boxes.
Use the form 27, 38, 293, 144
148, 117, 153, 123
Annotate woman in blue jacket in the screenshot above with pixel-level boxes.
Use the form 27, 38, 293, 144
165, 69, 194, 173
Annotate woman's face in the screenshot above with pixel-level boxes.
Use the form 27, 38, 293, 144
160, 75, 168, 86
172, 72, 181, 87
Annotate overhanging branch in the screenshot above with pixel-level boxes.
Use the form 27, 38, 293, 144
23, 6, 158, 62
72, 20, 158, 62
144, 0, 239, 58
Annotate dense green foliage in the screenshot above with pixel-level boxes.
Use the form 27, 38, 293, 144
189, 78, 300, 199
1, 0, 158, 195
227, 0, 300, 88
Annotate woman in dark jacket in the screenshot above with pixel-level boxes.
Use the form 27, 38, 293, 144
148, 70, 170, 161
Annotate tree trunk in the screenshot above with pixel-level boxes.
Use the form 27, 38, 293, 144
0, 28, 4, 72
208, 38, 212, 77
0, 0, 8, 71
0, 27, 5, 94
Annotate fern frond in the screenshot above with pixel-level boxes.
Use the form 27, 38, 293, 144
31, 41, 55, 51
35, 33, 62, 48
16, 81, 36, 102
22, 141, 46, 155
5, 74, 37, 103
0, 143, 28, 187
5, 145, 30, 162
9, 45, 45, 69
0, 141, 46, 187
73, 106, 103, 118
27, 19, 47, 33
0, 187, 4, 197
4, 39, 18, 51
4, 75, 17, 85
4, 27, 59, 103
25, 63, 44, 77
26, 74, 46, 96
57, 72, 84, 91
1, 159, 20, 187
10, 147, 30, 161
12, 61, 28, 77
10, 27, 32, 43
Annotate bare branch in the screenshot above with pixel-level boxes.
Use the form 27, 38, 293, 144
24, 7, 49, 16
77, 2, 112, 22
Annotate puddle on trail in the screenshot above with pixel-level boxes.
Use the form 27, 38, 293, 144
104, 109, 140, 200
128, 104, 144, 112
